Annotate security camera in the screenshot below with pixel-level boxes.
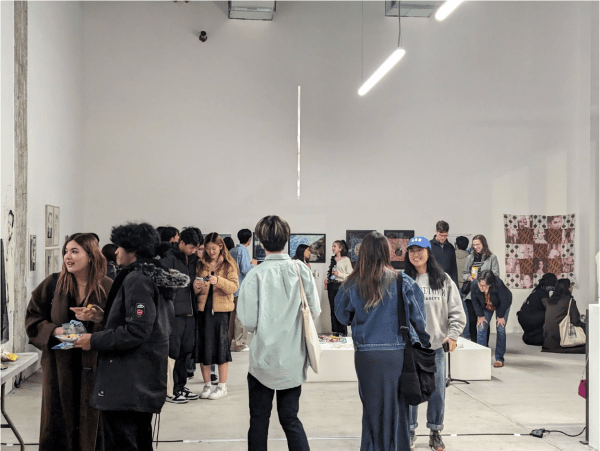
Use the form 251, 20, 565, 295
199, 31, 207, 42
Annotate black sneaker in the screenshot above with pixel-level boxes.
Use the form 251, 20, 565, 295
429, 431, 445, 451
211, 373, 218, 385
166, 391, 188, 404
181, 387, 199, 400
410, 430, 416, 449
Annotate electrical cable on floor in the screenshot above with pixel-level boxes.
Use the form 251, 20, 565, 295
530, 427, 586, 438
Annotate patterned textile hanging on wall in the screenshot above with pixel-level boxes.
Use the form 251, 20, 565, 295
503, 214, 575, 289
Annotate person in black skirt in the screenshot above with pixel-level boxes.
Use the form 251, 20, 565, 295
193, 233, 238, 400
325, 240, 352, 336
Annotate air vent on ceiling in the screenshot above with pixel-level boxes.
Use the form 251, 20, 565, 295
385, 1, 444, 18
228, 1, 276, 21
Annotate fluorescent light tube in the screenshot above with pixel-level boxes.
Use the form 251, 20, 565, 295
358, 48, 406, 96
435, 0, 464, 21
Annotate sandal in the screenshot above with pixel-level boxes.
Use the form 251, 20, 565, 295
493, 361, 504, 368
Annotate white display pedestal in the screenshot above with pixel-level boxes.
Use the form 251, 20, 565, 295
589, 304, 599, 450
448, 337, 492, 381
306, 338, 356, 383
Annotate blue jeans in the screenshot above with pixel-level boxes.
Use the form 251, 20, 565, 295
461, 298, 470, 338
409, 347, 446, 432
477, 308, 510, 362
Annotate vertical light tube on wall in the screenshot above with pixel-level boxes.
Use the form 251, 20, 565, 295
297, 86, 301, 200
358, 48, 406, 96
435, 0, 464, 21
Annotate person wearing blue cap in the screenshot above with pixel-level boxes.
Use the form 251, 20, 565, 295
405, 236, 466, 451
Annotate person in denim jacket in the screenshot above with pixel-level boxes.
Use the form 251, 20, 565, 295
335, 231, 430, 451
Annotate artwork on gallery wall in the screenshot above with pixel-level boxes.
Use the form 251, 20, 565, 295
45, 249, 53, 278
289, 234, 326, 263
503, 214, 575, 289
346, 230, 376, 266
384, 230, 414, 270
30, 235, 37, 271
220, 234, 231, 239
52, 249, 62, 274
52, 206, 60, 247
45, 205, 53, 247
252, 233, 266, 261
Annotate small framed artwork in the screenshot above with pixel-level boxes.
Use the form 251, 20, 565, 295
45, 249, 53, 277
384, 230, 414, 270
52, 206, 60, 247
289, 234, 326, 263
45, 205, 54, 247
30, 235, 37, 271
52, 248, 62, 274
253, 233, 266, 261
346, 230, 376, 266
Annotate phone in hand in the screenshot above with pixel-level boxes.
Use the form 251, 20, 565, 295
442, 341, 450, 353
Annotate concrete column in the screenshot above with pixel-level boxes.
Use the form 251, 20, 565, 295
13, 0, 27, 353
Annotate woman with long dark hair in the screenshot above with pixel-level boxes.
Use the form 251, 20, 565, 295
542, 278, 586, 354
292, 244, 312, 269
335, 232, 429, 450
326, 240, 352, 336
194, 232, 239, 400
461, 234, 499, 342
404, 237, 465, 451
26, 233, 112, 451
471, 270, 512, 367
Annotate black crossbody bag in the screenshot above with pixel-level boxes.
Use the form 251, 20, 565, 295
396, 274, 437, 406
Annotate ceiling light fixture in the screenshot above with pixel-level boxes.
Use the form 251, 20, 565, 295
435, 0, 464, 21
358, 2, 405, 96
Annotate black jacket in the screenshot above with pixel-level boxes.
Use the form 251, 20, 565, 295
471, 278, 512, 319
90, 260, 189, 413
431, 238, 458, 286
161, 247, 197, 316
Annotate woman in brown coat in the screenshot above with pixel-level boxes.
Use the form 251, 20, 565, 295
26, 233, 113, 451
193, 232, 238, 400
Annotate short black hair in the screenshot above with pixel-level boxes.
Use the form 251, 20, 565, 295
255, 215, 290, 252
436, 220, 449, 233
455, 236, 469, 250
158, 226, 179, 242
110, 222, 160, 259
188, 227, 203, 246
223, 236, 235, 251
237, 229, 252, 245
180, 227, 201, 246
101, 243, 118, 263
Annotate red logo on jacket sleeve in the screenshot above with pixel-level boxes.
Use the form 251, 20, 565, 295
136, 303, 145, 317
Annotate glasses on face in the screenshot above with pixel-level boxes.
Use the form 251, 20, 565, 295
478, 282, 489, 290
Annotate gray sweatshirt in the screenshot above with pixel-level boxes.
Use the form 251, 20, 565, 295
414, 272, 466, 350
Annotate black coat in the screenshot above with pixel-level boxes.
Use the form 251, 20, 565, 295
471, 278, 512, 319
430, 238, 458, 286
160, 247, 197, 316
90, 260, 189, 413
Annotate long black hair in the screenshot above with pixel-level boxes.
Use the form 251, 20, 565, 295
293, 244, 310, 263
533, 272, 557, 294
548, 278, 572, 305
404, 247, 447, 291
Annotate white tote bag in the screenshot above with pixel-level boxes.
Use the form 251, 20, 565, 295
293, 262, 322, 373
559, 299, 586, 347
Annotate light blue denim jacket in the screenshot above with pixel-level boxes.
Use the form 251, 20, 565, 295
230, 244, 253, 297
334, 272, 430, 351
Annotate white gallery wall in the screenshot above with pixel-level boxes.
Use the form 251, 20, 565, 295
78, 1, 598, 332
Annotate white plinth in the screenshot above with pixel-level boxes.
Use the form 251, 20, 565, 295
589, 304, 599, 450
306, 338, 356, 383
447, 337, 492, 381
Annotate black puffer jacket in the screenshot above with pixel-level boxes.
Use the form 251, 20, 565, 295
160, 247, 197, 316
471, 278, 512, 319
90, 259, 189, 413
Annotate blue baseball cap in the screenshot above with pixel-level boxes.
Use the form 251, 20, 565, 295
407, 236, 431, 249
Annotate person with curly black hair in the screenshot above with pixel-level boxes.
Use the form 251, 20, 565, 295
75, 222, 189, 450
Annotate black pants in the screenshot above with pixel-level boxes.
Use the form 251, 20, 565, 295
327, 283, 347, 335
101, 411, 153, 451
247, 373, 309, 451
170, 315, 196, 393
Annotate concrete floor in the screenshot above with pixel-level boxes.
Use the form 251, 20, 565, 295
1, 333, 594, 450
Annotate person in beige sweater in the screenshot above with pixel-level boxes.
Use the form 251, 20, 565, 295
325, 240, 353, 336
193, 233, 238, 400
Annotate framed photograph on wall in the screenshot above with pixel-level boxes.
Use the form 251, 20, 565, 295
384, 230, 414, 270
45, 205, 54, 247
252, 233, 266, 261
52, 206, 60, 247
289, 234, 326, 263
45, 249, 53, 277
30, 235, 37, 272
346, 230, 376, 266
52, 249, 62, 274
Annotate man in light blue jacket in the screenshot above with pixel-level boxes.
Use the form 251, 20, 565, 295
238, 215, 320, 451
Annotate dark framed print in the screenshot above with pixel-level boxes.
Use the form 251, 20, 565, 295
45, 205, 54, 247
252, 233, 266, 261
384, 230, 414, 269
346, 230, 376, 265
289, 234, 326, 263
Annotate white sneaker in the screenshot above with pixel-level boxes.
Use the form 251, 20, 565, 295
208, 385, 228, 400
199, 384, 213, 399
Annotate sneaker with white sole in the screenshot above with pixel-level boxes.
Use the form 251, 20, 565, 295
199, 384, 213, 399
208, 386, 228, 400
181, 387, 199, 400
166, 391, 189, 404
429, 431, 445, 451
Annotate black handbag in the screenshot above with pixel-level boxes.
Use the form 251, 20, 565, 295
461, 280, 472, 296
396, 274, 437, 406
